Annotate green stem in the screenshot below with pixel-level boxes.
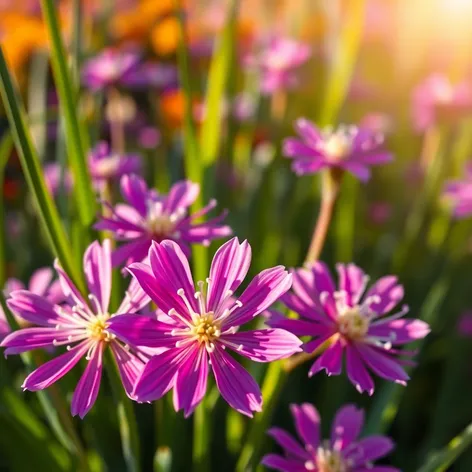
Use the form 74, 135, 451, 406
193, 400, 210, 472
0, 133, 13, 286
417, 422, 472, 472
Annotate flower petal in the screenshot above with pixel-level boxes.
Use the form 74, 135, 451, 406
120, 174, 149, 216
7, 290, 61, 326
336, 263, 368, 306
221, 329, 302, 362
116, 277, 151, 314
110, 342, 145, 398
267, 317, 332, 337
210, 345, 262, 417
28, 267, 54, 296
173, 347, 208, 417
208, 238, 251, 310
267, 427, 310, 459
261, 454, 307, 472
366, 276, 404, 315
330, 404, 364, 450
347, 436, 395, 465
23, 341, 90, 391
345, 345, 375, 395
163, 180, 200, 213
54, 260, 89, 310
71, 342, 104, 418
308, 339, 343, 378
1, 327, 75, 354
369, 319, 430, 344
290, 403, 321, 452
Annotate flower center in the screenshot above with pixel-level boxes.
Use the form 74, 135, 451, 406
93, 155, 121, 178
337, 306, 370, 340
191, 312, 221, 346
314, 447, 348, 472
87, 314, 113, 342
434, 82, 453, 103
323, 130, 354, 161
147, 214, 176, 236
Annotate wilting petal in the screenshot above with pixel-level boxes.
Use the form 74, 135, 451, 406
345, 345, 375, 395
261, 454, 307, 472
210, 346, 262, 417
71, 343, 104, 418
225, 267, 292, 327
308, 339, 343, 377
23, 341, 91, 391
290, 403, 321, 452
356, 344, 409, 384
347, 436, 395, 465
267, 427, 310, 459
330, 404, 364, 450
221, 329, 302, 362
163, 180, 199, 213
369, 319, 430, 344
134, 347, 190, 402
7, 291, 61, 326
110, 342, 145, 398
107, 314, 177, 348
173, 347, 208, 417
84, 240, 112, 314
208, 238, 251, 310
29, 267, 54, 296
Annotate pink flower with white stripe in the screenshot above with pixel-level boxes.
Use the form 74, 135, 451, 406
1, 240, 151, 418
107, 237, 302, 417
283, 119, 393, 181
95, 174, 232, 267
269, 263, 430, 394
263, 403, 399, 472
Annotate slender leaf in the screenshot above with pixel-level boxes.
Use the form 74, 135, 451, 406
0, 132, 13, 286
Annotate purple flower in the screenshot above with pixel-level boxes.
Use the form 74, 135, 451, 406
43, 163, 73, 197
122, 62, 178, 90
106, 237, 301, 417
262, 403, 399, 472
458, 311, 472, 337
269, 263, 430, 394
412, 74, 472, 132
95, 174, 232, 267
88, 141, 141, 185
248, 36, 311, 95
283, 119, 393, 181
1, 240, 150, 418
443, 164, 472, 219
82, 49, 140, 91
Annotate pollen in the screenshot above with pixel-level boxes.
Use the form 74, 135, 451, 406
147, 214, 176, 236
191, 313, 221, 348
314, 447, 348, 472
337, 306, 370, 340
87, 314, 114, 342
322, 126, 356, 161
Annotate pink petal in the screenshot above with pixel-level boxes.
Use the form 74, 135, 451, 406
221, 329, 302, 362
163, 180, 200, 213
23, 341, 91, 391
345, 345, 375, 395
54, 260, 89, 310
120, 174, 149, 216
7, 291, 61, 326
261, 454, 307, 472
110, 342, 145, 398
366, 276, 404, 315
71, 342, 104, 418
29, 267, 54, 296
346, 436, 395, 465
210, 345, 262, 417
369, 319, 430, 344
116, 277, 151, 314
267, 427, 310, 459
1, 327, 73, 355
267, 317, 332, 337
290, 403, 321, 451
112, 238, 150, 267
330, 404, 364, 450
336, 263, 367, 306
308, 339, 343, 377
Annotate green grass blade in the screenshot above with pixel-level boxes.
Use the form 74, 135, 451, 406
0, 132, 13, 286
39, 0, 96, 226
199, 0, 237, 166
0, 48, 84, 292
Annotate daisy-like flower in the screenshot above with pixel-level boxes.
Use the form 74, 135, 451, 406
269, 262, 430, 394
88, 141, 141, 186
442, 163, 472, 219
412, 73, 472, 132
95, 174, 232, 267
82, 48, 140, 91
1, 240, 150, 418
249, 36, 310, 95
106, 237, 301, 417
283, 119, 393, 181
263, 403, 399, 472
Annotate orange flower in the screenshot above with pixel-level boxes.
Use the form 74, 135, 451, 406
159, 89, 202, 129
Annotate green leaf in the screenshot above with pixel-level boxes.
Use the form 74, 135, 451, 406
0, 48, 84, 292
0, 132, 13, 286
39, 0, 96, 226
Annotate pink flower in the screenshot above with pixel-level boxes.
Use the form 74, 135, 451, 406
95, 174, 232, 267
82, 49, 140, 91
412, 74, 472, 131
107, 238, 301, 417
269, 263, 430, 394
43, 163, 73, 197
248, 36, 311, 95
1, 240, 151, 418
283, 119, 393, 181
121, 62, 178, 90
458, 312, 472, 337
443, 163, 472, 219
263, 403, 399, 472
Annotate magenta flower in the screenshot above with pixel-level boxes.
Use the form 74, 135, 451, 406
269, 263, 430, 394
263, 403, 399, 472
106, 238, 301, 417
43, 163, 73, 197
412, 74, 472, 131
82, 49, 140, 91
248, 36, 311, 95
283, 119, 393, 181
88, 141, 141, 185
95, 174, 232, 267
458, 312, 472, 337
1, 240, 150, 418
443, 164, 472, 219
122, 62, 178, 90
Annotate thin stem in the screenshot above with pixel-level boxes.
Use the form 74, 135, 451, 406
193, 400, 210, 472
107, 87, 126, 154
305, 170, 342, 265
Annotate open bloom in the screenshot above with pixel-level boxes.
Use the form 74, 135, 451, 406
248, 36, 311, 95
95, 174, 232, 267
263, 403, 399, 472
107, 238, 301, 417
412, 74, 472, 132
269, 263, 430, 394
82, 49, 140, 91
88, 141, 141, 186
442, 163, 472, 219
1, 240, 150, 418
283, 119, 393, 181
